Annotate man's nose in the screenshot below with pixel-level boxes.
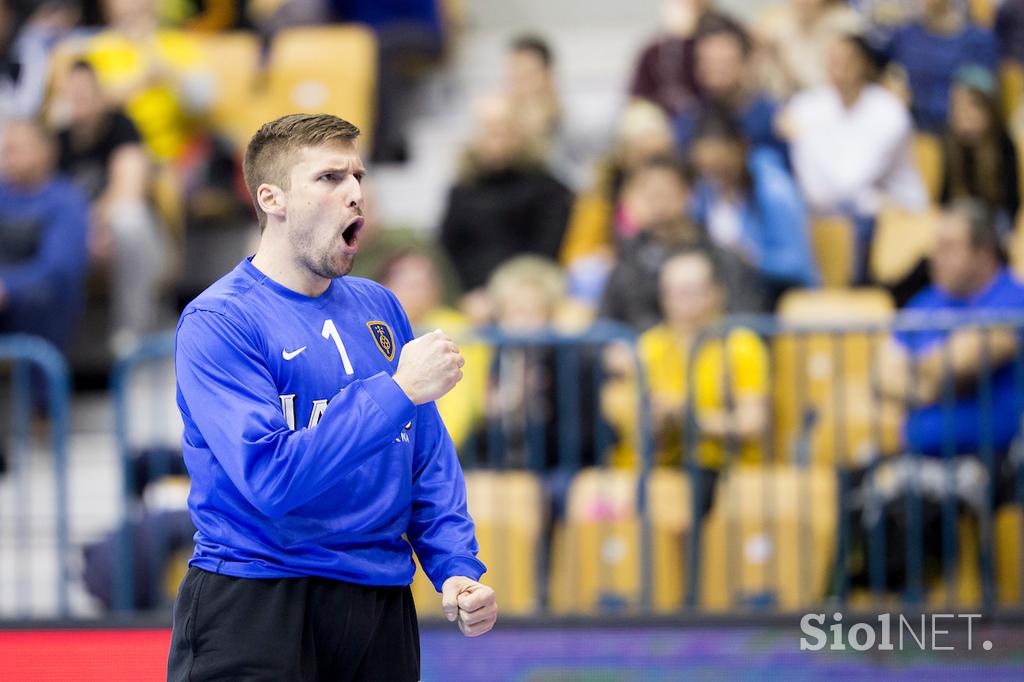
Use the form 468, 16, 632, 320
345, 177, 364, 211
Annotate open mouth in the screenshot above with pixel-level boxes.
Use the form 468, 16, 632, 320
342, 217, 364, 247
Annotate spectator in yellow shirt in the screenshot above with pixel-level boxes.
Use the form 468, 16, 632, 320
603, 249, 769, 488
83, 0, 213, 162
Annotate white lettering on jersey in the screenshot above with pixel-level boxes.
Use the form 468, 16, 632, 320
307, 399, 329, 428
279, 394, 297, 430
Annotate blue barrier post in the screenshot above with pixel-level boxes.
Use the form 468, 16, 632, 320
0, 334, 71, 617
110, 332, 177, 612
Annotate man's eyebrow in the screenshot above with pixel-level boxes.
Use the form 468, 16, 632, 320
313, 165, 367, 175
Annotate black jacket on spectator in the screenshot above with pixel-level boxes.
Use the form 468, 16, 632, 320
940, 129, 1020, 232
58, 111, 141, 200
600, 230, 767, 333
439, 165, 572, 291
996, 0, 1024, 63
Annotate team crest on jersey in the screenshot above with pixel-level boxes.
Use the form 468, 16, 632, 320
367, 320, 396, 361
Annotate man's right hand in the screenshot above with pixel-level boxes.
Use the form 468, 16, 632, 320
392, 329, 465, 405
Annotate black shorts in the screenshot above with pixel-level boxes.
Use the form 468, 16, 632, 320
167, 567, 420, 681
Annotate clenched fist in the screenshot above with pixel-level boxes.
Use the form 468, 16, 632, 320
441, 576, 497, 637
392, 329, 465, 405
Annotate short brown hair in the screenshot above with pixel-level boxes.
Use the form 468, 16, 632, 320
243, 113, 361, 230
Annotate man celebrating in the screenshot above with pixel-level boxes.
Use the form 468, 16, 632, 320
168, 113, 496, 681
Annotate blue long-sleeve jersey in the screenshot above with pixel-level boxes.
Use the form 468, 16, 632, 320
174, 257, 485, 591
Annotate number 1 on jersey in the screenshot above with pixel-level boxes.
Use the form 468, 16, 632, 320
322, 319, 354, 375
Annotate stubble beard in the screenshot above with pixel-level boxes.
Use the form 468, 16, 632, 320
297, 228, 354, 280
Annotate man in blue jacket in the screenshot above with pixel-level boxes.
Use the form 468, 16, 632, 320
168, 113, 496, 681
0, 118, 89, 350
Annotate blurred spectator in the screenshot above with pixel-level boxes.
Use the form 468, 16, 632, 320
996, 0, 1024, 64
689, 111, 818, 304
503, 34, 590, 190
81, 0, 215, 163
941, 66, 1020, 234
506, 34, 560, 151
876, 201, 1024, 462
885, 0, 998, 132
328, 0, 446, 163
754, 0, 864, 98
0, 0, 78, 123
464, 255, 609, 469
673, 21, 786, 158
247, 0, 325, 37
376, 247, 461, 333
375, 247, 486, 451
55, 59, 164, 348
162, 0, 252, 31
602, 249, 768, 513
850, 0, 917, 35
0, 118, 89, 350
439, 92, 573, 308
559, 101, 677, 278
783, 33, 927, 279
628, 0, 743, 117
861, 201, 1024, 590
599, 156, 766, 332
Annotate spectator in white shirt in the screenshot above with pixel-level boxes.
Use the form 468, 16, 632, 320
779, 33, 926, 280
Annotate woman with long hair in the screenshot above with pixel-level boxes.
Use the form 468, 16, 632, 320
941, 66, 1021, 234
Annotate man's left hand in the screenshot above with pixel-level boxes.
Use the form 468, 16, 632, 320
441, 576, 497, 637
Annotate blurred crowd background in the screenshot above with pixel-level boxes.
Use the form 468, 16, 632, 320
0, 0, 1020, 372
3, 0, 1024, 617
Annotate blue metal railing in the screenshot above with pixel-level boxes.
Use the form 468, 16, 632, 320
0, 334, 72, 618
678, 312, 1024, 614
109, 332, 177, 612
72, 312, 1024, 616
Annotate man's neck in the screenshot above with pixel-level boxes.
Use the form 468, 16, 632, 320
251, 238, 332, 298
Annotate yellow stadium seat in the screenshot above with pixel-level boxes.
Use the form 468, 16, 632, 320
811, 215, 855, 288
870, 205, 940, 286
410, 470, 544, 618
1009, 214, 1024, 280
911, 133, 943, 204
194, 31, 262, 149
257, 25, 378, 151
698, 464, 837, 611
995, 504, 1023, 607
559, 191, 613, 267
164, 547, 192, 603
1017, 131, 1024, 220
548, 468, 695, 614
925, 518, 984, 609
1001, 61, 1024, 124
647, 468, 694, 612
774, 288, 900, 466
969, 0, 996, 28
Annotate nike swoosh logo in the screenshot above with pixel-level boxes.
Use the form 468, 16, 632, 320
282, 346, 307, 360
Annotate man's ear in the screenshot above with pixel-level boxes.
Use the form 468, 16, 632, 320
256, 183, 286, 221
